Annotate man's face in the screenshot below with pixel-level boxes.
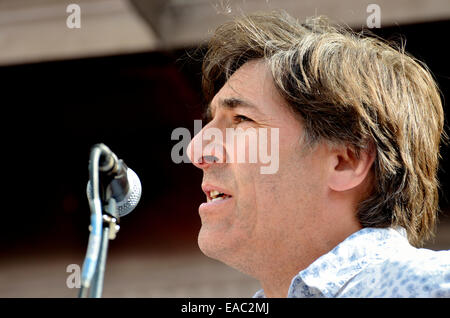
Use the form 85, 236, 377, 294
187, 60, 329, 275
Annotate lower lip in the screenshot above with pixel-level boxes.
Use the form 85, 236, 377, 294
199, 196, 233, 214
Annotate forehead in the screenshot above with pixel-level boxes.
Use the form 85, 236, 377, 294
208, 60, 289, 117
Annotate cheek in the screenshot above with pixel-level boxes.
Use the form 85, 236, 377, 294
234, 164, 289, 234
230, 130, 292, 215
250, 140, 320, 230
232, 162, 260, 222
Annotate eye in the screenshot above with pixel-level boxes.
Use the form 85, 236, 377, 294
203, 107, 214, 124
233, 114, 252, 124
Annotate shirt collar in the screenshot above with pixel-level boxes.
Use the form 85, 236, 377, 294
254, 227, 409, 298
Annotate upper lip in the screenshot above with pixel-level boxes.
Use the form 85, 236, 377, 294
201, 183, 233, 200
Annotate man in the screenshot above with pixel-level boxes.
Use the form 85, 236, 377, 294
186, 11, 450, 297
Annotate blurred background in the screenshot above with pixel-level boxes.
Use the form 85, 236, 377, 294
0, 0, 449, 298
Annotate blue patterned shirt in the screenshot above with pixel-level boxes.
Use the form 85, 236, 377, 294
253, 227, 450, 298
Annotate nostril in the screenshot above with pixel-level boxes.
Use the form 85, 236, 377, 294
202, 155, 220, 164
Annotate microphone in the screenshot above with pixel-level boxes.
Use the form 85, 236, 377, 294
87, 144, 142, 217
80, 143, 142, 296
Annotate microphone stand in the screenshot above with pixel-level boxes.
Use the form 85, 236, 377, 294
88, 199, 120, 298
78, 145, 121, 298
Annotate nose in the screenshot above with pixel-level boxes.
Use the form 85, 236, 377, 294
187, 124, 223, 170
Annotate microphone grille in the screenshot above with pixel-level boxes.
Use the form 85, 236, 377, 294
116, 168, 142, 217
86, 168, 142, 217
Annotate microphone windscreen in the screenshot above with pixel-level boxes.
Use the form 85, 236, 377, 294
86, 168, 142, 217
116, 168, 142, 217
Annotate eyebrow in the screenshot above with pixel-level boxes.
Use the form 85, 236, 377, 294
204, 97, 260, 121
220, 97, 257, 110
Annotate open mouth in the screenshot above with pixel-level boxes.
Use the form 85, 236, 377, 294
199, 184, 233, 214
207, 190, 232, 203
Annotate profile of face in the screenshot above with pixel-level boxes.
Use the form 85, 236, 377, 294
187, 60, 372, 278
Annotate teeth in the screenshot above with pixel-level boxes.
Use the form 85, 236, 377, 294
209, 190, 223, 199
209, 189, 231, 202
210, 190, 220, 198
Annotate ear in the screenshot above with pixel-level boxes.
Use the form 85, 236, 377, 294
328, 142, 376, 192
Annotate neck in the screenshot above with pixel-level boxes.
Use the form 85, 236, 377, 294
255, 242, 323, 298
260, 275, 293, 298
257, 217, 362, 298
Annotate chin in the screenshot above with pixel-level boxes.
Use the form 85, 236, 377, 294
197, 227, 224, 260
198, 224, 242, 258
197, 226, 255, 275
